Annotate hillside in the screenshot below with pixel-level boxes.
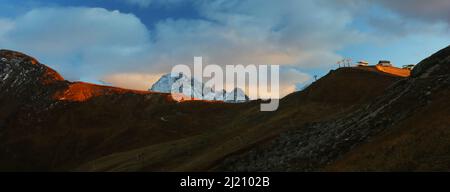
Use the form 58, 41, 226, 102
2, 46, 446, 171
75, 63, 403, 171
326, 47, 450, 171
218, 46, 450, 171
0, 50, 244, 170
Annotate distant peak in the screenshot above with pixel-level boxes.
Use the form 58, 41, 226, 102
150, 73, 249, 103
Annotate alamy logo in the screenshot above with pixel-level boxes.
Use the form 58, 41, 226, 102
171, 57, 280, 111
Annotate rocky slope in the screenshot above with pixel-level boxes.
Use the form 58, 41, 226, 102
218, 46, 450, 171
0, 50, 64, 103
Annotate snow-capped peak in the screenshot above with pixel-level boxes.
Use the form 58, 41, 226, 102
149, 73, 249, 102
226, 88, 250, 103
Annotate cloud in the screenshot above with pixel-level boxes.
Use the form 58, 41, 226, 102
326, 0, 450, 25
0, 7, 152, 81
278, 67, 311, 97
133, 0, 359, 97
147, 0, 365, 69
2, 0, 448, 98
376, 0, 450, 23
0, 1, 366, 98
358, 0, 449, 39
102, 73, 163, 90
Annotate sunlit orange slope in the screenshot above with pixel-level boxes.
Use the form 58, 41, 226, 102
54, 82, 153, 102
355, 65, 411, 77
53, 82, 223, 103
375, 65, 411, 77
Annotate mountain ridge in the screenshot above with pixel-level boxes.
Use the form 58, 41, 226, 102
150, 72, 250, 103
1, 46, 449, 171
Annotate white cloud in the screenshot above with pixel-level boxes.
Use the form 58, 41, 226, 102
102, 73, 163, 91
3, 0, 448, 98
145, 0, 366, 69
0, 7, 152, 81
278, 68, 311, 97
132, 0, 364, 98
0, 1, 362, 98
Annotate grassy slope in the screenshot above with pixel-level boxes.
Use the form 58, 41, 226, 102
77, 67, 402, 171
325, 46, 450, 171
0, 49, 408, 171
327, 89, 450, 171
0, 92, 248, 171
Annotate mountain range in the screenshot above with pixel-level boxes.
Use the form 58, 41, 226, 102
0, 45, 449, 171
149, 72, 249, 103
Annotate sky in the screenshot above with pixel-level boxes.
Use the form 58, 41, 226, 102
1, 0, 449, 98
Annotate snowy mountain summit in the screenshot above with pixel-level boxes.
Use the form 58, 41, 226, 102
150, 73, 249, 103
